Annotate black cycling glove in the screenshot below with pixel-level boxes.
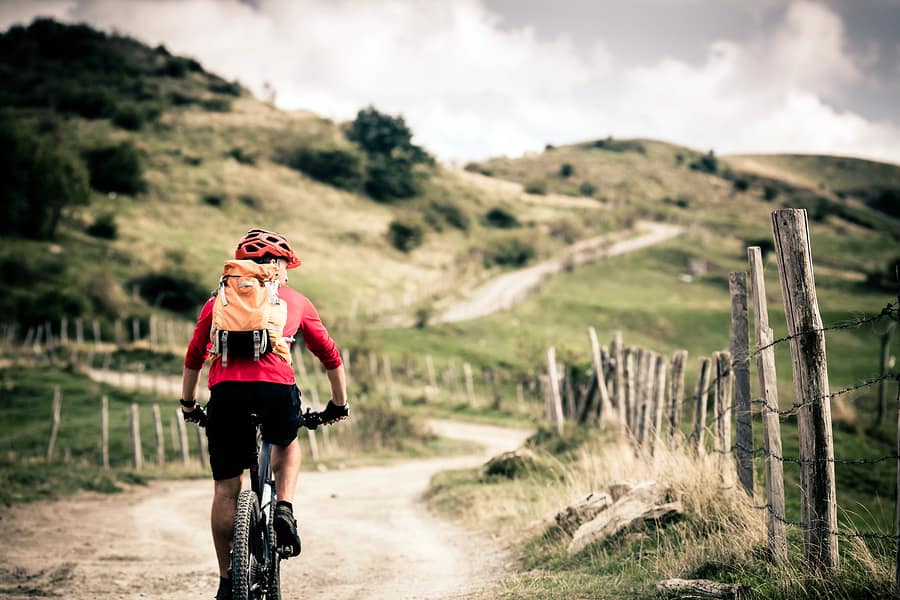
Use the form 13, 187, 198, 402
181, 402, 207, 426
320, 400, 349, 425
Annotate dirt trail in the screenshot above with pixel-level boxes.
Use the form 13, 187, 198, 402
0, 420, 529, 600
435, 221, 685, 324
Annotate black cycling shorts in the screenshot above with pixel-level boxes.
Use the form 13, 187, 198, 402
205, 381, 302, 481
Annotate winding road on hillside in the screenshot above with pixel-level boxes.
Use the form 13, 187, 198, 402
435, 221, 685, 324
0, 420, 530, 599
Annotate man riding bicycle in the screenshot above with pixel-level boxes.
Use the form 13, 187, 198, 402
179, 229, 348, 600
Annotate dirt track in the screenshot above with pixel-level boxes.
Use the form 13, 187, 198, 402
0, 420, 529, 599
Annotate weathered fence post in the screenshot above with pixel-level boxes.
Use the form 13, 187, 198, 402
623, 348, 636, 437
383, 355, 399, 408
46, 385, 62, 461
730, 272, 754, 496
92, 319, 101, 349
463, 362, 476, 407
75, 319, 84, 347
895, 374, 900, 595
176, 408, 190, 467
152, 404, 165, 466
637, 350, 655, 447
196, 426, 208, 471
611, 332, 625, 422
772, 208, 839, 570
129, 403, 143, 471
425, 354, 437, 390
713, 351, 733, 468
546, 347, 564, 435
650, 354, 667, 456
114, 319, 124, 346
877, 323, 896, 427
748, 246, 787, 562
101, 395, 110, 469
588, 327, 614, 423
60, 318, 69, 345
691, 358, 712, 454
516, 382, 525, 413
668, 350, 688, 449
342, 349, 351, 390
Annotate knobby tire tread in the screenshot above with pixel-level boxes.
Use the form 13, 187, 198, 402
232, 490, 259, 600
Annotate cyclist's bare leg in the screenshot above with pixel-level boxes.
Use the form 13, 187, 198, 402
271, 438, 300, 503
212, 476, 242, 578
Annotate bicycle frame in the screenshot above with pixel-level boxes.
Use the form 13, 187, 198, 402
250, 437, 275, 511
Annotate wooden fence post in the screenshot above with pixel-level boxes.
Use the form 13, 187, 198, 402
196, 426, 208, 471
463, 362, 477, 407
772, 208, 839, 570
176, 408, 190, 467
342, 349, 351, 390
129, 403, 143, 471
60, 318, 68, 345
487, 369, 501, 410
383, 355, 399, 408
152, 404, 165, 466
92, 319, 101, 348
650, 354, 667, 456
730, 272, 754, 496
516, 382, 525, 413
895, 375, 900, 595
75, 319, 84, 347
668, 351, 688, 449
368, 351, 378, 382
101, 395, 110, 469
132, 318, 140, 344
611, 332, 625, 422
748, 245, 787, 563
638, 351, 656, 447
691, 358, 712, 454
306, 428, 320, 461
588, 327, 614, 423
877, 324, 896, 426
46, 385, 62, 461
714, 352, 733, 468
425, 355, 437, 390
623, 348, 635, 437
546, 347, 564, 435
114, 319, 124, 346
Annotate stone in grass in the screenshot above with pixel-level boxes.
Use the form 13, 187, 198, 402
607, 480, 673, 503
547, 492, 613, 534
657, 578, 746, 599
483, 448, 543, 479
567, 498, 683, 556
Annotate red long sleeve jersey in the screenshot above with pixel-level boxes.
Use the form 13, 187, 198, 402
184, 286, 341, 388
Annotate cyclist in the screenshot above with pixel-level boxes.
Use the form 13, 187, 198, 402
179, 228, 348, 600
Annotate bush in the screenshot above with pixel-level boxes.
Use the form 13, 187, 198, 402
365, 154, 421, 201
387, 219, 424, 252
733, 178, 750, 192
865, 257, 900, 292
288, 145, 364, 191
483, 207, 519, 228
464, 162, 492, 176
524, 180, 546, 195
763, 186, 779, 201
83, 141, 146, 195
158, 58, 188, 77
202, 193, 225, 207
591, 137, 646, 154
483, 237, 535, 267
425, 201, 469, 232
129, 270, 209, 314
579, 182, 596, 196
0, 118, 90, 239
227, 147, 256, 165
54, 84, 117, 119
111, 103, 144, 130
200, 98, 231, 112
0, 249, 90, 327
689, 150, 718, 174
208, 79, 242, 96
86, 213, 117, 239
559, 163, 574, 178
548, 219, 583, 243
169, 91, 198, 106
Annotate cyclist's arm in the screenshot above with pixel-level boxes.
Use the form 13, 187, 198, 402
326, 365, 347, 406
181, 366, 201, 407
182, 298, 213, 408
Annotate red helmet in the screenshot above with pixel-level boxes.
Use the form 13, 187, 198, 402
234, 229, 301, 269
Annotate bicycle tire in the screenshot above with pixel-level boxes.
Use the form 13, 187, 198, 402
232, 490, 261, 600
266, 507, 281, 600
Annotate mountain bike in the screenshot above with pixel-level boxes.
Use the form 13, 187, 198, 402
195, 405, 339, 600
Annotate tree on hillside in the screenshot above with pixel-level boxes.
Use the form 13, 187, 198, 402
0, 117, 90, 239
345, 106, 433, 201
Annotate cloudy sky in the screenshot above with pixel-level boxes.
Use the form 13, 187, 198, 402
2, 0, 899, 163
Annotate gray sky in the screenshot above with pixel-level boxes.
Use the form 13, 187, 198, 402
2, 0, 899, 163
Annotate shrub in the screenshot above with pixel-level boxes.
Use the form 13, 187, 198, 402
158, 58, 188, 77
200, 98, 231, 112
227, 147, 256, 165
484, 237, 535, 267
425, 201, 469, 232
0, 118, 90, 239
208, 79, 242, 96
387, 219, 424, 252
238, 194, 260, 208
733, 178, 750, 192
112, 103, 144, 130
464, 162, 492, 176
865, 257, 900, 292
86, 213, 117, 239
545, 143, 555, 151
675, 153, 685, 165
763, 186, 779, 201
559, 163, 574, 178
524, 180, 546, 195
591, 137, 646, 154
288, 145, 364, 191
0, 249, 89, 327
169, 91, 198, 106
83, 141, 146, 195
129, 270, 209, 315
54, 84, 117, 119
483, 207, 519, 228
663, 196, 690, 209
548, 219, 583, 243
202, 193, 225, 207
689, 150, 718, 174
579, 182, 596, 196
365, 154, 421, 201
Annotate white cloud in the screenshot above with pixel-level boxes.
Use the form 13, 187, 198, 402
1, 0, 898, 163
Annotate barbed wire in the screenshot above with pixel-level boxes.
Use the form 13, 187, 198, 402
726, 441, 900, 465
750, 302, 899, 358
750, 502, 900, 541
749, 372, 900, 417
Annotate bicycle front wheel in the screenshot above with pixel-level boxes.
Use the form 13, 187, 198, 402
266, 506, 281, 600
232, 490, 263, 600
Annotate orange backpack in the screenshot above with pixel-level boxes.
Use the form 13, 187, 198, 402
209, 260, 293, 366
